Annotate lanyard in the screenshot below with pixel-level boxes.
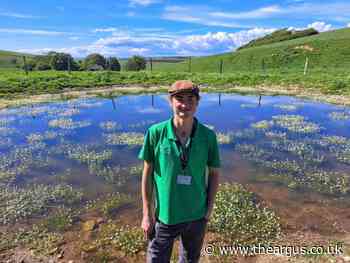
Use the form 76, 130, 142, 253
173, 119, 197, 171
176, 138, 192, 171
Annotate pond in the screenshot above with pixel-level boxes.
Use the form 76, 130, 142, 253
1, 92, 350, 259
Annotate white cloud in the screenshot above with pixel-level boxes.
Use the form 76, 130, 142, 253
162, 2, 350, 27
129, 0, 161, 7
288, 21, 333, 32
93, 27, 118, 33
347, 23, 350, 27
16, 27, 275, 58
307, 21, 332, 32
0, 12, 41, 19
162, 6, 251, 29
127, 11, 135, 17
210, 5, 282, 19
0, 28, 66, 36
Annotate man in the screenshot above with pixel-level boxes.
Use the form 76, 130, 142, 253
139, 80, 220, 263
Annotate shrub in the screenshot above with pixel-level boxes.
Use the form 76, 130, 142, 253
125, 55, 146, 71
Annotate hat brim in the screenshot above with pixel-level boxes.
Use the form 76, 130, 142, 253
168, 87, 199, 96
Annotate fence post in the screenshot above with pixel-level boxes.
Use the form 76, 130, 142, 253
150, 58, 153, 72
219, 59, 223, 74
67, 57, 71, 74
304, 57, 309, 75
188, 56, 192, 73
22, 56, 28, 75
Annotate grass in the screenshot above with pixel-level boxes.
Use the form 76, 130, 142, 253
151, 28, 350, 74
1, 28, 350, 101
0, 50, 33, 69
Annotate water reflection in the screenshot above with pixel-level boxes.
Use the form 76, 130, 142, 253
1, 93, 350, 227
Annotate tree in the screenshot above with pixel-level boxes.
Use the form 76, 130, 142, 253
83, 53, 106, 70
125, 55, 146, 71
107, 57, 121, 71
49, 52, 78, 71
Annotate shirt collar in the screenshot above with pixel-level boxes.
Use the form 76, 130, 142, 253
167, 117, 198, 141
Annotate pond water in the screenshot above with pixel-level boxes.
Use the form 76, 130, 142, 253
1, 93, 350, 234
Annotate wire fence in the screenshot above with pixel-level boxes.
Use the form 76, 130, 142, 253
1, 54, 350, 76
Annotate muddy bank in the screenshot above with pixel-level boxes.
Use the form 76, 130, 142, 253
1, 84, 350, 109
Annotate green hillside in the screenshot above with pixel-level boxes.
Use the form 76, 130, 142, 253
238, 28, 319, 50
0, 50, 34, 69
151, 27, 350, 74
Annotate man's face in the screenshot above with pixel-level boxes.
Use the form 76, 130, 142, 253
169, 92, 199, 119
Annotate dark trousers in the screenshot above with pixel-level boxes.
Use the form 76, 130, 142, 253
147, 217, 207, 263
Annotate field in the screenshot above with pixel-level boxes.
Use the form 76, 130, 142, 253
0, 28, 349, 102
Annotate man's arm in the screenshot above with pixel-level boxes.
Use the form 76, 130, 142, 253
141, 160, 155, 238
205, 167, 220, 220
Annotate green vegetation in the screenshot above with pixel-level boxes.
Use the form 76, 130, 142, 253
0, 50, 33, 69
1, 28, 350, 101
0, 184, 82, 224
238, 28, 319, 50
152, 28, 350, 74
125, 55, 147, 71
209, 183, 281, 245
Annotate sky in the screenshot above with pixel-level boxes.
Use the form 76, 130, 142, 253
1, 0, 350, 58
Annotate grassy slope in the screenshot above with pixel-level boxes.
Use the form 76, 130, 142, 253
151, 28, 350, 74
0, 50, 34, 68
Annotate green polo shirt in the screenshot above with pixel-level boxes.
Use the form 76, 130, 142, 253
138, 117, 220, 225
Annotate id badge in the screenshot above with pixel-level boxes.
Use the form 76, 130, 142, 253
177, 174, 192, 185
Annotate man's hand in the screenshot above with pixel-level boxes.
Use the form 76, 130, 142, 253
142, 213, 155, 240
204, 206, 213, 221
206, 167, 220, 221
141, 160, 155, 240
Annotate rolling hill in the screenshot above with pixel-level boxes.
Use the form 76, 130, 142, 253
0, 50, 34, 69
151, 27, 350, 74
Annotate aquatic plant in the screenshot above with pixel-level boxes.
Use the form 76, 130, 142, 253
88, 164, 126, 186
57, 108, 80, 117
319, 135, 349, 146
129, 163, 143, 176
328, 111, 350, 121
100, 193, 132, 217
235, 143, 270, 162
99, 121, 121, 131
104, 132, 144, 146
217, 132, 233, 144
0, 145, 50, 183
304, 171, 350, 195
128, 119, 156, 128
274, 104, 298, 111
97, 223, 146, 255
48, 118, 91, 129
272, 114, 320, 133
14, 224, 64, 256
240, 103, 257, 108
264, 131, 287, 139
231, 128, 257, 140
209, 183, 281, 245
251, 120, 272, 130
262, 159, 302, 174
67, 145, 112, 165
42, 206, 77, 232
0, 184, 83, 224
0, 116, 15, 127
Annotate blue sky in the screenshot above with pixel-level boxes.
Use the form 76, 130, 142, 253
1, 0, 350, 58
